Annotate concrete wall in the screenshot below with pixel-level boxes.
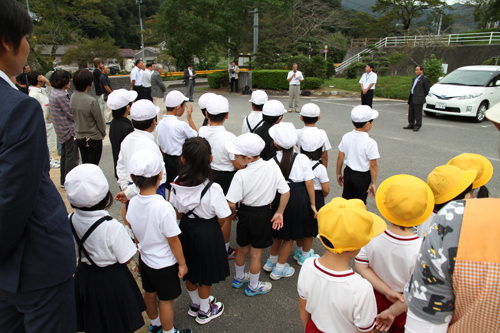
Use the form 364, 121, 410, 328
238, 71, 252, 91
68, 75, 131, 97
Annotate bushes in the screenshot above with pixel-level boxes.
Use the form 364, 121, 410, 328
422, 54, 444, 85
207, 71, 228, 89
345, 62, 365, 79
252, 70, 289, 90
301, 77, 324, 90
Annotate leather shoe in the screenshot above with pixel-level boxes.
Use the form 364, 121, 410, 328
403, 125, 414, 129
413, 127, 420, 132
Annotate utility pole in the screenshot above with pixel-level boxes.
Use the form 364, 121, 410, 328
437, 12, 443, 36
137, 0, 144, 61
228, 37, 231, 69
249, 8, 258, 63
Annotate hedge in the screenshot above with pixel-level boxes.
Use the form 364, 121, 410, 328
207, 71, 229, 89
301, 77, 324, 90
253, 70, 324, 90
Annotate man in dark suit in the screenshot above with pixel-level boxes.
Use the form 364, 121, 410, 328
0, 1, 77, 332
404, 65, 431, 132
184, 63, 196, 102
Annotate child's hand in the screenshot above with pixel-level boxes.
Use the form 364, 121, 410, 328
337, 174, 344, 187
114, 191, 129, 204
271, 213, 283, 230
311, 205, 318, 219
386, 290, 405, 304
375, 309, 396, 332
186, 103, 193, 118
367, 183, 376, 198
178, 263, 188, 278
231, 211, 238, 222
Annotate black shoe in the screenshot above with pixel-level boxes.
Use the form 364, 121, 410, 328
189, 99, 194, 102
403, 125, 414, 130
174, 328, 193, 333
413, 127, 420, 132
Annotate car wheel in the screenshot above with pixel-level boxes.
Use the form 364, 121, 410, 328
473, 102, 488, 123
424, 110, 436, 117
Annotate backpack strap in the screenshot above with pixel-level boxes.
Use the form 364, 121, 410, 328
247, 118, 264, 133
312, 160, 322, 170
70, 213, 112, 266
185, 181, 214, 218
273, 156, 279, 164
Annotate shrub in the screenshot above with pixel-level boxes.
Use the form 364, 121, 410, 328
207, 71, 228, 89
346, 62, 365, 79
483, 57, 500, 65
309, 55, 327, 79
422, 54, 444, 85
301, 77, 324, 90
327, 62, 336, 78
253, 70, 289, 90
360, 51, 372, 57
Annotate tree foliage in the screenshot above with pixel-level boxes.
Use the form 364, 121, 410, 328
61, 38, 121, 68
465, 0, 500, 28
422, 54, 444, 85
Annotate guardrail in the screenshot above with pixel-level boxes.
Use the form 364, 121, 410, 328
161, 68, 249, 77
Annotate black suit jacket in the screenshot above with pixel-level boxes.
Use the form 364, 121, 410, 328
0, 77, 75, 293
184, 68, 196, 86
408, 75, 431, 105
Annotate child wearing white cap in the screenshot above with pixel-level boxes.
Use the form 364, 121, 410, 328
198, 95, 243, 260
156, 90, 198, 193
336, 105, 380, 204
126, 150, 192, 333
296, 103, 332, 167
170, 137, 230, 325
254, 100, 286, 161
263, 122, 317, 280
108, 89, 137, 179
198, 92, 216, 127
225, 133, 290, 296
115, 99, 167, 202
65, 164, 146, 333
242, 90, 268, 134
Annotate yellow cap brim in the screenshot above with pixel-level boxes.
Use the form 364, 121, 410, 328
471, 154, 493, 189
434, 169, 476, 204
376, 174, 435, 227
367, 212, 387, 239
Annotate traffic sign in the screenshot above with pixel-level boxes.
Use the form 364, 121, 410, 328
325, 45, 328, 49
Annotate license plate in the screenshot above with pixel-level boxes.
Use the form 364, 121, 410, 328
435, 102, 446, 109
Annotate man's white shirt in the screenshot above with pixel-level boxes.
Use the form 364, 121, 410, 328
287, 71, 304, 85
359, 72, 377, 90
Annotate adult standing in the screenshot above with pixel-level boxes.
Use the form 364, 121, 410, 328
93, 58, 104, 115
151, 64, 167, 118
15, 64, 30, 94
100, 64, 113, 123
49, 70, 80, 187
184, 63, 196, 102
359, 63, 377, 108
287, 63, 304, 113
228, 61, 240, 93
142, 62, 153, 101
130, 59, 144, 100
71, 69, 106, 165
0, 1, 77, 332
404, 65, 430, 132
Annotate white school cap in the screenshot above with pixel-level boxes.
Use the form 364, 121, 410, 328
269, 122, 297, 150
225, 133, 265, 157
65, 164, 109, 208
301, 128, 327, 152
300, 103, 321, 117
249, 90, 268, 105
206, 95, 229, 115
263, 100, 286, 116
128, 150, 163, 178
351, 105, 379, 123
198, 92, 217, 109
165, 90, 189, 108
107, 89, 138, 110
130, 99, 160, 121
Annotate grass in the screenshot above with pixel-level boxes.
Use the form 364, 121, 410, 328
323, 75, 413, 100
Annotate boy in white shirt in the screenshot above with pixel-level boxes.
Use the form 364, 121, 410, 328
198, 92, 216, 127
296, 103, 332, 167
225, 133, 290, 296
336, 105, 380, 204
355, 175, 435, 333
297, 197, 386, 333
199, 95, 243, 259
126, 150, 191, 333
359, 63, 377, 108
156, 90, 197, 192
241, 90, 267, 134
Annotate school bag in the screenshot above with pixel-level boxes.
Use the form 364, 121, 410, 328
301, 90, 311, 96
242, 86, 252, 95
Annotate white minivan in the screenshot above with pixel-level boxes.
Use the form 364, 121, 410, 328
424, 65, 500, 122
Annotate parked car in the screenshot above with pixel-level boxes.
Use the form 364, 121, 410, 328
424, 65, 500, 122
108, 64, 121, 75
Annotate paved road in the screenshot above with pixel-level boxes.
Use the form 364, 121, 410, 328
96, 88, 500, 333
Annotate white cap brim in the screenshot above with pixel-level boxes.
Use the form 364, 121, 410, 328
129, 90, 138, 103
225, 140, 242, 155
371, 109, 379, 120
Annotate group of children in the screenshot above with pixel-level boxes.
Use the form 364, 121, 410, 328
62, 85, 494, 333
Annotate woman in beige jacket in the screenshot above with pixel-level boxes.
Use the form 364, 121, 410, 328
228, 61, 240, 93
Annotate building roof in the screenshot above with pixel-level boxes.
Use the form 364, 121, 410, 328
119, 49, 137, 58
36, 45, 74, 56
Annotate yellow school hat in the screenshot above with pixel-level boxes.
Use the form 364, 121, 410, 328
376, 175, 434, 227
317, 197, 386, 254
427, 165, 476, 205
447, 153, 493, 189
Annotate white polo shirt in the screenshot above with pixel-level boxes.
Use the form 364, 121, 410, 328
116, 129, 167, 199
130, 66, 143, 86
198, 125, 236, 172
71, 210, 137, 267
143, 69, 152, 88
29, 86, 51, 123
296, 127, 332, 152
298, 258, 377, 333
126, 194, 180, 269
287, 70, 304, 85
170, 180, 231, 220
359, 72, 377, 90
309, 160, 329, 191
274, 151, 314, 183
156, 115, 197, 156
355, 230, 422, 293
241, 111, 264, 134
226, 158, 289, 206
338, 130, 380, 172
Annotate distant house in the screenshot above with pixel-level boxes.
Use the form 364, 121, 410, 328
37, 45, 74, 65
119, 49, 136, 60
134, 47, 161, 63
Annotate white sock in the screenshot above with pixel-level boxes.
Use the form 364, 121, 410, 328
297, 246, 303, 253
235, 263, 245, 280
225, 242, 230, 252
249, 272, 260, 289
150, 316, 161, 326
188, 289, 200, 306
163, 328, 174, 333
276, 262, 285, 273
200, 297, 210, 313
302, 251, 310, 258
269, 255, 278, 265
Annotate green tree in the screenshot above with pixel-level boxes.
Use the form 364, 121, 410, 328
62, 38, 121, 69
465, 0, 500, 28
422, 54, 444, 85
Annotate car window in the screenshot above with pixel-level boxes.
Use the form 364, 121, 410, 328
439, 70, 496, 86
489, 73, 500, 87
